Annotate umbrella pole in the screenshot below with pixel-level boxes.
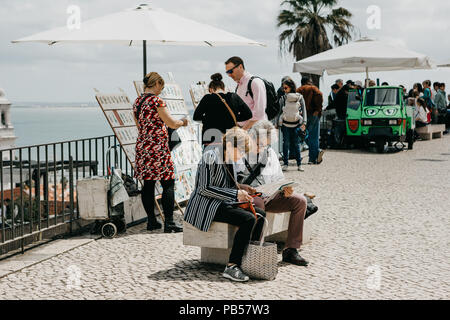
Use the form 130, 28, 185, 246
365, 67, 369, 87
143, 40, 147, 77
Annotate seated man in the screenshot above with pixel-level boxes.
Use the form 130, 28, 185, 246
236, 120, 311, 267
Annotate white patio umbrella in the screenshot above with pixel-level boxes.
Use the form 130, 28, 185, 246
12, 3, 265, 76
293, 37, 435, 81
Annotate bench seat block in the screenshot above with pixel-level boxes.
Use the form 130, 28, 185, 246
183, 221, 237, 249
416, 124, 445, 140
416, 124, 445, 133
265, 218, 313, 244
264, 212, 291, 237
201, 247, 231, 265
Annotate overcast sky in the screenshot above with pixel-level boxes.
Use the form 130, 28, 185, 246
1, 0, 450, 104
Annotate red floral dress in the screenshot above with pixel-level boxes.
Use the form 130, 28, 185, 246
133, 95, 175, 181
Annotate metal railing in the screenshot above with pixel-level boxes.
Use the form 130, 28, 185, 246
0, 135, 132, 256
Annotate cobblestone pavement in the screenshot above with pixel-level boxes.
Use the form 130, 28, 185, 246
1, 137, 449, 300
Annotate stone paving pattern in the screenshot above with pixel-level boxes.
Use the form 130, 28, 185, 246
1, 137, 449, 300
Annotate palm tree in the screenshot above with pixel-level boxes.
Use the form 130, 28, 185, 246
278, 0, 356, 86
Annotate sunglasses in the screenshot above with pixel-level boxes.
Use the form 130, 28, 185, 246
226, 63, 241, 75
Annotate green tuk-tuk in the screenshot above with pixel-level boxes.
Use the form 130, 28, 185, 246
346, 86, 415, 153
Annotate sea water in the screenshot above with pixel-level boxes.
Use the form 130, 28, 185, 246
11, 104, 195, 147
11, 105, 113, 147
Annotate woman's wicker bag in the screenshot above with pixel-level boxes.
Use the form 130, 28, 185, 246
241, 213, 278, 280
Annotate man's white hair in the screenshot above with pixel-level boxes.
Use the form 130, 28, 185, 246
249, 120, 277, 146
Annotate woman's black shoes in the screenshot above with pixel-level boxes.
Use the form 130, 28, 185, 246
147, 221, 162, 231
146, 220, 183, 233
164, 222, 183, 233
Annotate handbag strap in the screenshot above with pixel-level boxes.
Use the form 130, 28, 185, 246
250, 212, 268, 246
215, 93, 237, 126
135, 93, 154, 120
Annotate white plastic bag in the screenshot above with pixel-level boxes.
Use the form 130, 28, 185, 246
110, 169, 130, 207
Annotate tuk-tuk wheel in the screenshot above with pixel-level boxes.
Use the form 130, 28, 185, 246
101, 222, 117, 238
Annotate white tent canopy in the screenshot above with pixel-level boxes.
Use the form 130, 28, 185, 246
293, 38, 435, 78
12, 3, 265, 75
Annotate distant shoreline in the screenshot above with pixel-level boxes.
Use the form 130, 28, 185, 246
12, 102, 195, 110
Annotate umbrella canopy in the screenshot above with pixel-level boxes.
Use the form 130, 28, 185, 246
293, 38, 435, 77
12, 3, 265, 75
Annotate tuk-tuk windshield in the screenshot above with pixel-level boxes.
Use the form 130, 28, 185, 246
365, 88, 399, 106
347, 90, 361, 110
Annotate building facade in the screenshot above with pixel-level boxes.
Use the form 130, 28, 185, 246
0, 88, 18, 160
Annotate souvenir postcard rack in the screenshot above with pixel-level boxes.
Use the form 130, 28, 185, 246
189, 82, 209, 109
188, 82, 235, 109
95, 92, 138, 168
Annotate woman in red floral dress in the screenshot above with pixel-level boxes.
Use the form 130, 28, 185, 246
134, 72, 187, 232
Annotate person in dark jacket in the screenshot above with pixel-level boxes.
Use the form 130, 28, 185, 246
194, 73, 252, 146
327, 84, 340, 110
334, 82, 356, 120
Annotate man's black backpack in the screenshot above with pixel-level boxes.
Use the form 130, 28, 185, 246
245, 76, 280, 121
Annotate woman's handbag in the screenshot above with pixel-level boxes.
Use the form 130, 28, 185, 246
167, 127, 181, 151
223, 163, 259, 218
233, 192, 262, 218
241, 213, 278, 280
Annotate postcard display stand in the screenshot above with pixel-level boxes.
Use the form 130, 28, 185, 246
133, 81, 202, 203
95, 93, 138, 166
189, 82, 209, 109
189, 82, 235, 108
95, 92, 142, 224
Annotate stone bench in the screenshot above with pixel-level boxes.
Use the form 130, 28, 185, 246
183, 180, 314, 265
416, 124, 446, 140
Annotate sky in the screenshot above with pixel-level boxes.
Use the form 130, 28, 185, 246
1, 0, 450, 105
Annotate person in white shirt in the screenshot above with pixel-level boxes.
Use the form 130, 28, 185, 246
225, 56, 267, 130
415, 97, 430, 128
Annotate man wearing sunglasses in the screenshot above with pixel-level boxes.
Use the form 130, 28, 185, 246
225, 56, 267, 130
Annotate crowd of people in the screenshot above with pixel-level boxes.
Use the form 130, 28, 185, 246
407, 81, 449, 129
131, 56, 449, 283
133, 56, 323, 283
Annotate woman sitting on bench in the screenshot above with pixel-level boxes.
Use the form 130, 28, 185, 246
237, 120, 309, 267
415, 98, 430, 128
183, 127, 266, 282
